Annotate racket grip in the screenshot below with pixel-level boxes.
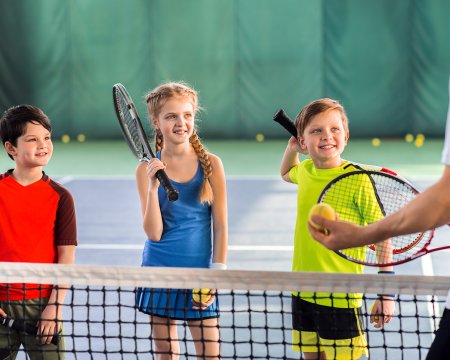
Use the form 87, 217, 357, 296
273, 109, 297, 137
155, 169, 179, 202
1, 316, 60, 345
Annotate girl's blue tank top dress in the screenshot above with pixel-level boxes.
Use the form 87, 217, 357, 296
136, 154, 219, 320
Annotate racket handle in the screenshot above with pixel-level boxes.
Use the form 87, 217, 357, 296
155, 169, 179, 202
1, 315, 60, 345
273, 109, 297, 137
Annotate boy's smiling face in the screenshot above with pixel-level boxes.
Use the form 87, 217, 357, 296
5, 121, 53, 169
298, 109, 349, 169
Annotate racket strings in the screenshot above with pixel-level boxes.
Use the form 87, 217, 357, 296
319, 172, 430, 266
115, 91, 147, 159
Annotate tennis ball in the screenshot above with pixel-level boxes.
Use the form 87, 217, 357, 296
371, 138, 381, 147
308, 203, 337, 236
414, 134, 425, 148
405, 134, 414, 143
77, 134, 86, 142
192, 288, 211, 303
256, 133, 265, 142
370, 303, 379, 322
61, 135, 70, 143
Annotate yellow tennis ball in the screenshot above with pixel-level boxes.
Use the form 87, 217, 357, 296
192, 288, 211, 303
256, 133, 265, 142
308, 203, 337, 235
61, 134, 70, 143
414, 138, 424, 148
405, 133, 414, 143
370, 303, 379, 322
77, 134, 86, 142
416, 133, 425, 141
371, 138, 381, 147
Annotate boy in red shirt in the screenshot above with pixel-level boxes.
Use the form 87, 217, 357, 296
0, 105, 77, 358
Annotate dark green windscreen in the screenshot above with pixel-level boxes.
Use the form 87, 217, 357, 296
1, 0, 449, 139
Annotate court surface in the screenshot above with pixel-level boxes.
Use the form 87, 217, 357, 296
3, 139, 448, 359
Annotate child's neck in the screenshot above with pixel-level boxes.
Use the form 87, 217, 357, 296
312, 157, 345, 169
11, 166, 44, 186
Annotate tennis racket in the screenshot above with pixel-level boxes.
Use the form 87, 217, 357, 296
273, 108, 297, 137
0, 315, 60, 345
316, 168, 448, 266
113, 83, 179, 201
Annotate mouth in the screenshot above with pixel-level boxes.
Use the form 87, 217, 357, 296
35, 152, 48, 157
319, 144, 336, 150
173, 129, 187, 135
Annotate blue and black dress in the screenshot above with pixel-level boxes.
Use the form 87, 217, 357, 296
136, 154, 219, 320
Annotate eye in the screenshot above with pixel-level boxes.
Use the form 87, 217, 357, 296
311, 129, 321, 134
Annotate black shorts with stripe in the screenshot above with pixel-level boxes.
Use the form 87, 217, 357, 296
292, 295, 366, 340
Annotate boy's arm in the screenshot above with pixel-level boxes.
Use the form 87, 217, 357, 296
280, 138, 302, 182
37, 245, 76, 344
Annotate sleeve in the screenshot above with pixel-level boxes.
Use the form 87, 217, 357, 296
289, 164, 300, 184
54, 188, 78, 246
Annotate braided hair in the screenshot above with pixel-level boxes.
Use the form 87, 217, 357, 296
145, 82, 214, 204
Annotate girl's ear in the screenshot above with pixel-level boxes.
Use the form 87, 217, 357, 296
151, 117, 159, 129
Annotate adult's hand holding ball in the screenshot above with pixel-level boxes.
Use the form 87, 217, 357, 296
308, 203, 337, 235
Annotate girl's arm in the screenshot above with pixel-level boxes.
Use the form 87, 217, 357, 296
209, 154, 228, 266
136, 160, 164, 240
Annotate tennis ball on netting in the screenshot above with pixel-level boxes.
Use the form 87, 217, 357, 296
370, 302, 380, 322
308, 203, 337, 235
61, 135, 70, 143
405, 133, 414, 143
371, 138, 381, 147
192, 288, 211, 303
256, 133, 265, 142
77, 134, 86, 142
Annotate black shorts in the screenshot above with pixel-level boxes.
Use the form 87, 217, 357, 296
292, 295, 366, 340
426, 308, 450, 360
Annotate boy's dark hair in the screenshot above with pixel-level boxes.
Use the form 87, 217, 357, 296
0, 105, 51, 160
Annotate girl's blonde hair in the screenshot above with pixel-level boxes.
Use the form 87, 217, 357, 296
295, 98, 349, 137
145, 82, 213, 205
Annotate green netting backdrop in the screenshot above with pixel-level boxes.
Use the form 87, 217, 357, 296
1, 0, 449, 139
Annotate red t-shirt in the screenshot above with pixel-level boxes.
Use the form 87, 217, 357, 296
0, 170, 77, 300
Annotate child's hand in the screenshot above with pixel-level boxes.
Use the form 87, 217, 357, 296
37, 303, 61, 345
288, 136, 307, 154
192, 289, 217, 310
370, 297, 395, 329
145, 158, 167, 189
0, 307, 7, 317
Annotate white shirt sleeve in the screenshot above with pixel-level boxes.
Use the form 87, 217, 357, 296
442, 76, 450, 166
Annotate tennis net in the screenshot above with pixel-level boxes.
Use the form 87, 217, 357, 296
0, 262, 448, 359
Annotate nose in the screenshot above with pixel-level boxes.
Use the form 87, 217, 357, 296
321, 130, 332, 140
37, 139, 47, 148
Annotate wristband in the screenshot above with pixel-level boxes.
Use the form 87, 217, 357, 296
211, 263, 227, 270
377, 270, 395, 298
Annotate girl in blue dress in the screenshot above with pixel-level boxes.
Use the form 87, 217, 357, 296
135, 82, 228, 359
